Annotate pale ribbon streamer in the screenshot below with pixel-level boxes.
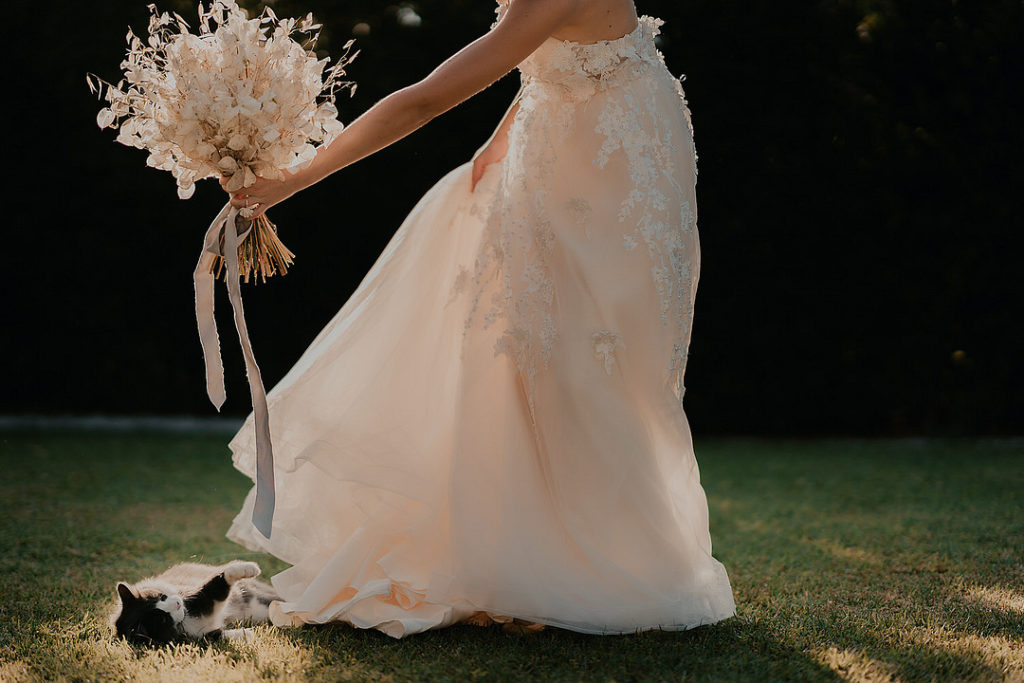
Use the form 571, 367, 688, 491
193, 202, 275, 538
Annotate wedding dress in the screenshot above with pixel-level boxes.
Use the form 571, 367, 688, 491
226, 4, 736, 637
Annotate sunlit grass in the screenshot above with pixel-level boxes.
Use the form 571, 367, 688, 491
0, 432, 1021, 681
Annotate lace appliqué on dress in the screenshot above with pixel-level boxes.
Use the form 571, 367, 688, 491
457, 83, 570, 425
491, 0, 508, 29
581, 19, 699, 401
455, 11, 699, 416
567, 197, 592, 239
591, 330, 626, 375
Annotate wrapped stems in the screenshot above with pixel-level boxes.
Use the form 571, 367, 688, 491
210, 213, 294, 284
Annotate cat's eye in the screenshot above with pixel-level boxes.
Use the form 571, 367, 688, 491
159, 594, 167, 601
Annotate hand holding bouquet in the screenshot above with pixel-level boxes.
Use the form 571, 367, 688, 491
89, 0, 357, 538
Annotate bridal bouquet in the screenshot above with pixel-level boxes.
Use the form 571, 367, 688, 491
89, 0, 357, 281
88, 0, 358, 539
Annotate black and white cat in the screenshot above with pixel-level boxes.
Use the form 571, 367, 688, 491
110, 561, 280, 645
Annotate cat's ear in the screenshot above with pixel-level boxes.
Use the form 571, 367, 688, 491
117, 582, 136, 604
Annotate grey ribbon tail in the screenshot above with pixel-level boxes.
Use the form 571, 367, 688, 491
194, 202, 232, 409
193, 202, 276, 539
221, 210, 275, 539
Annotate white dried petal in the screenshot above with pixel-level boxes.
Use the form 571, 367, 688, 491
227, 133, 248, 151
225, 173, 246, 192
96, 108, 115, 128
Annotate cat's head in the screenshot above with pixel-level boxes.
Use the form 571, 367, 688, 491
111, 582, 185, 645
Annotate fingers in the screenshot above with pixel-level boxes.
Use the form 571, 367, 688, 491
228, 192, 270, 218
221, 174, 279, 213
229, 194, 261, 210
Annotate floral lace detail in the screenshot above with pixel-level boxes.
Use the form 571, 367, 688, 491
455, 5, 699, 416
460, 109, 565, 421
492, 0, 509, 28
451, 265, 472, 298
667, 202, 698, 399
672, 77, 699, 176
587, 45, 698, 399
591, 330, 626, 375
567, 197, 592, 238
516, 17, 667, 102
458, 82, 570, 424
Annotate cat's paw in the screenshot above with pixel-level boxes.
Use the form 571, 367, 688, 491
221, 627, 255, 643
223, 561, 261, 583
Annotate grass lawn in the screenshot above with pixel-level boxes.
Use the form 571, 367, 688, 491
0, 431, 1020, 682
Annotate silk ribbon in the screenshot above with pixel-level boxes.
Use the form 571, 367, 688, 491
193, 202, 275, 538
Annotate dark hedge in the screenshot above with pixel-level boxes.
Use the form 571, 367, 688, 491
4, 0, 1021, 435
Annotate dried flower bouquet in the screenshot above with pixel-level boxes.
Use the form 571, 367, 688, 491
89, 0, 356, 281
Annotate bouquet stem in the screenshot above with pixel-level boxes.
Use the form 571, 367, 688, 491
211, 213, 295, 284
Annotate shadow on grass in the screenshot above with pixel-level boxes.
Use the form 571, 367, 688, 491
16, 607, 843, 682
287, 617, 844, 681
697, 437, 1024, 682
2, 432, 1021, 681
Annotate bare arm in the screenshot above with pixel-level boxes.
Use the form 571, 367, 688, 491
226, 0, 576, 215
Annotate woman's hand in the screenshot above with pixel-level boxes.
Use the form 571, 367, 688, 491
471, 139, 508, 192
219, 170, 301, 218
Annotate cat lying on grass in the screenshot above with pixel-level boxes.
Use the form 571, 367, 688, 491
110, 561, 279, 645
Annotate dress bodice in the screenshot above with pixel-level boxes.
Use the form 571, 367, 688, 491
493, 1, 668, 99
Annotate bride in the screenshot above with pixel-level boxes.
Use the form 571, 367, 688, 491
221, 0, 736, 637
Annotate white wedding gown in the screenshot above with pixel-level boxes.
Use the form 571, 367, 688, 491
226, 5, 736, 637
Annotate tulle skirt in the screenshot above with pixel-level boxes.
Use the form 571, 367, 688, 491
226, 155, 735, 637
